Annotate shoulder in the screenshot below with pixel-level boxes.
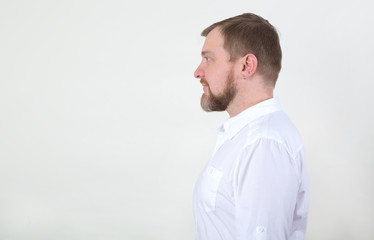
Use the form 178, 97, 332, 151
243, 111, 304, 160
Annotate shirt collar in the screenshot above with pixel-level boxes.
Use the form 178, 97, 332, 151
217, 98, 282, 140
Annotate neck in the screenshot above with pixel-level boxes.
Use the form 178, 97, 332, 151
226, 95, 273, 117
226, 76, 274, 117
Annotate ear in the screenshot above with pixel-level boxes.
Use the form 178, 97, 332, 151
241, 54, 258, 79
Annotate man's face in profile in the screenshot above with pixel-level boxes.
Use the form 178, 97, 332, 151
194, 28, 238, 112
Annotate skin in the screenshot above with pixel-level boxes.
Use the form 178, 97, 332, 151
194, 27, 274, 117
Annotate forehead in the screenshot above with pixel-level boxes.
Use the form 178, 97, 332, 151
202, 27, 228, 56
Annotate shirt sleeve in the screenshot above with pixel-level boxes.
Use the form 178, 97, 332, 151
233, 138, 304, 240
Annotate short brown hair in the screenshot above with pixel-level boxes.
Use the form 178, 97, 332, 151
201, 13, 282, 85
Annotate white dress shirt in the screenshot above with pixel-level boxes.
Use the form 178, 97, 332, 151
193, 98, 310, 240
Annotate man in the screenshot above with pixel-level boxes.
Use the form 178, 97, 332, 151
193, 13, 310, 240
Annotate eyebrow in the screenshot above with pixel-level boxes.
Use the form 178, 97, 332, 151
201, 51, 214, 56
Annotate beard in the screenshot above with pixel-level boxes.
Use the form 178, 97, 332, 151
200, 70, 237, 112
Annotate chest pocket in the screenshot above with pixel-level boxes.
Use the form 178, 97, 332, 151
197, 165, 223, 212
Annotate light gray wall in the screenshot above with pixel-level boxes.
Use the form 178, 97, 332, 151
0, 0, 373, 239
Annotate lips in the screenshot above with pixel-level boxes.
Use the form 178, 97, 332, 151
200, 79, 209, 93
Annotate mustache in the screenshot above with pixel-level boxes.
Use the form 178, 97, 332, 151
200, 79, 208, 85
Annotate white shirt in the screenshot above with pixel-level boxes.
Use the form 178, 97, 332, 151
193, 98, 310, 240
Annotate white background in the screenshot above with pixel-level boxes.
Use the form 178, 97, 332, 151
1, 0, 373, 239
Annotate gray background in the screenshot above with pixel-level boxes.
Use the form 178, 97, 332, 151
1, 0, 373, 239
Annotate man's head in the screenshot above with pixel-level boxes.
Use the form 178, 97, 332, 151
194, 13, 282, 113
202, 13, 282, 85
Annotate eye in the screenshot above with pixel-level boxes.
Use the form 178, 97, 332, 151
204, 57, 211, 62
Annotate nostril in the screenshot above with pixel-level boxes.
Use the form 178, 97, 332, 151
194, 68, 203, 79
194, 70, 200, 79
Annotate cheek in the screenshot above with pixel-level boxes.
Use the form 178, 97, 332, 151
208, 77, 226, 94
205, 64, 232, 92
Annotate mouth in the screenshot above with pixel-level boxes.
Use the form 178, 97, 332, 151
200, 79, 209, 93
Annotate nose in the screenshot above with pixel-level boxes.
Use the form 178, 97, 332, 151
194, 62, 204, 79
